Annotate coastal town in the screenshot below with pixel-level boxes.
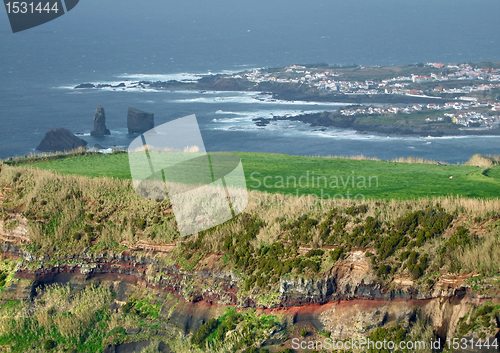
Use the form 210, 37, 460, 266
74, 61, 500, 131
338, 101, 500, 129
234, 62, 500, 129
240, 62, 500, 96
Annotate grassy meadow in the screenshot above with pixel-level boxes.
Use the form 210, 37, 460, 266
6, 151, 500, 200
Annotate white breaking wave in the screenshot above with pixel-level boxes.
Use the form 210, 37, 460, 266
171, 95, 263, 104
58, 69, 259, 91
208, 108, 495, 142
172, 93, 351, 106
116, 73, 202, 82
211, 109, 325, 123
117, 68, 260, 82
56, 80, 164, 92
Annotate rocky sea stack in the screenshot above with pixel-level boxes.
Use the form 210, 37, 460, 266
36, 128, 87, 152
127, 108, 154, 134
90, 105, 111, 137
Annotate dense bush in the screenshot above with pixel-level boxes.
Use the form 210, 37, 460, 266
377, 264, 392, 278
191, 318, 218, 346
346, 204, 368, 215
218, 205, 456, 290
283, 214, 319, 244
0, 271, 8, 287
305, 249, 324, 258
406, 252, 428, 279
329, 248, 345, 262
42, 339, 56, 351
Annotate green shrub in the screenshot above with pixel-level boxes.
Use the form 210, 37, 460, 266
377, 264, 391, 278
84, 224, 93, 235
43, 339, 56, 351
120, 300, 136, 314
346, 204, 368, 215
305, 249, 324, 258
134, 218, 147, 230
191, 318, 219, 346
407, 251, 418, 266
329, 248, 345, 262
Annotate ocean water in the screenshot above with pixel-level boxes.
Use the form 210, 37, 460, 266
1, 0, 500, 162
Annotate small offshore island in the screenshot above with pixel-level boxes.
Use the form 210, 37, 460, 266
75, 61, 500, 136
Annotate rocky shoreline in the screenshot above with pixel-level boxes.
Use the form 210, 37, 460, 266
254, 114, 500, 137
72, 76, 500, 137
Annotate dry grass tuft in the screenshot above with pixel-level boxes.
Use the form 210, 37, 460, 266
312, 154, 381, 161
391, 156, 445, 165
457, 229, 500, 274
0, 283, 113, 346
0, 164, 177, 253
34, 284, 113, 340
464, 154, 500, 168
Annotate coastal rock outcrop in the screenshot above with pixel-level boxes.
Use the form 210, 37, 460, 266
127, 108, 154, 134
36, 128, 87, 152
91, 105, 111, 136
74, 83, 95, 89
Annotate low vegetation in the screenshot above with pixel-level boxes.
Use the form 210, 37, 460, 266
0, 284, 114, 352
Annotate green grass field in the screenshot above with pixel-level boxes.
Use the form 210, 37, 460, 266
10, 152, 500, 200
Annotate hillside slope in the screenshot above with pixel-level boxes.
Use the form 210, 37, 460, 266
0, 161, 499, 352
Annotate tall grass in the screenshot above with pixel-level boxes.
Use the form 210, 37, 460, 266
465, 154, 500, 168
169, 334, 243, 353
1, 163, 499, 255
0, 164, 178, 254
391, 156, 444, 165
311, 154, 381, 161
458, 229, 500, 274
0, 283, 114, 352
35, 284, 113, 340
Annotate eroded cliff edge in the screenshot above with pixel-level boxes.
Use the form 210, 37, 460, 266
0, 217, 497, 344
0, 163, 499, 351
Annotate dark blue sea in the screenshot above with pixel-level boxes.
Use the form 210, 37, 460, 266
1, 0, 500, 163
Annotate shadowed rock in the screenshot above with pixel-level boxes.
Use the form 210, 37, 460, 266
103, 341, 171, 353
91, 105, 111, 136
127, 108, 154, 134
74, 83, 95, 89
36, 128, 87, 152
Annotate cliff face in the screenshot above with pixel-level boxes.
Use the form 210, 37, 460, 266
0, 241, 491, 343
0, 184, 498, 347
0, 216, 491, 342
35, 128, 87, 152
0, 227, 472, 311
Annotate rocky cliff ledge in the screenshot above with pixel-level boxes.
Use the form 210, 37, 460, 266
0, 212, 478, 311
0, 211, 499, 350
0, 230, 494, 343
